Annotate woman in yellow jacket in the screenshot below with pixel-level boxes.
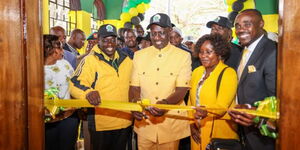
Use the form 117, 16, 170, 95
188, 34, 239, 150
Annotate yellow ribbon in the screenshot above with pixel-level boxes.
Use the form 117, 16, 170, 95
231, 108, 278, 119
44, 99, 278, 119
44, 99, 195, 112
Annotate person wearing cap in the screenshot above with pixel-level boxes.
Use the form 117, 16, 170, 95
206, 16, 242, 70
137, 32, 152, 49
183, 36, 196, 53
129, 13, 191, 150
86, 32, 99, 53
170, 26, 191, 54
69, 24, 133, 150
182, 36, 201, 71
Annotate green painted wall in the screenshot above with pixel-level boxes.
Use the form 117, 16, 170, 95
81, 0, 94, 13
103, 0, 124, 19
255, 0, 278, 14
80, 0, 124, 19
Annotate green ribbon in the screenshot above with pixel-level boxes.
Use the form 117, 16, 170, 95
44, 87, 65, 123
252, 96, 278, 139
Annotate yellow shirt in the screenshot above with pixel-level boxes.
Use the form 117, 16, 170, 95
131, 43, 191, 144
70, 46, 133, 131
188, 61, 239, 150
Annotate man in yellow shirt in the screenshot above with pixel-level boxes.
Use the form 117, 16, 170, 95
129, 13, 191, 150
69, 24, 133, 150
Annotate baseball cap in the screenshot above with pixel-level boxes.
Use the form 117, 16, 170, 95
206, 16, 233, 29
98, 24, 117, 38
172, 27, 183, 37
146, 13, 172, 29
87, 32, 98, 40
183, 36, 196, 43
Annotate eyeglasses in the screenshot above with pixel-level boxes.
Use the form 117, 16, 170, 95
150, 31, 167, 37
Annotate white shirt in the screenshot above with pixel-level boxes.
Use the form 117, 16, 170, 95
44, 59, 74, 99
243, 34, 264, 65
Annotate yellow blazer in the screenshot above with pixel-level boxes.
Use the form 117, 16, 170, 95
188, 61, 239, 150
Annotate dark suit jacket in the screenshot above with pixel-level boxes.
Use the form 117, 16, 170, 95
225, 43, 242, 70
237, 35, 277, 150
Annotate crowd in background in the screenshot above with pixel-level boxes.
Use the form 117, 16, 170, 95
43, 8, 277, 150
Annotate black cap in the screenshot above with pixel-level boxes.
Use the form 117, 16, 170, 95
146, 13, 172, 29
206, 16, 233, 29
98, 24, 117, 38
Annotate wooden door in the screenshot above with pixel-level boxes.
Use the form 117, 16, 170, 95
0, 0, 43, 149
278, 0, 300, 149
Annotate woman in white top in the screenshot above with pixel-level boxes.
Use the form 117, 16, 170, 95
44, 34, 79, 150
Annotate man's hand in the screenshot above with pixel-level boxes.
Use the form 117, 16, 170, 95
228, 104, 256, 126
131, 111, 146, 121
147, 100, 168, 116
190, 123, 201, 144
86, 91, 101, 106
147, 106, 167, 116
194, 106, 208, 119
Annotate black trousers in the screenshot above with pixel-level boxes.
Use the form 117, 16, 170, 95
90, 126, 131, 150
45, 113, 80, 150
240, 126, 275, 150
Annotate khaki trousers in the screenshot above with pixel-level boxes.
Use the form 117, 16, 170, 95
137, 135, 179, 150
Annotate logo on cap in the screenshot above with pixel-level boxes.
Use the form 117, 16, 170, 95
214, 17, 220, 22
153, 14, 161, 23
106, 25, 114, 32
93, 33, 98, 39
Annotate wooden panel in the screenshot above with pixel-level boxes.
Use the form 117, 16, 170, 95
0, 0, 27, 149
0, 0, 43, 149
25, 0, 44, 149
278, 0, 300, 149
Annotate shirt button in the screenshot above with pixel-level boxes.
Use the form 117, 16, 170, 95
170, 73, 173, 75
156, 82, 159, 85
155, 97, 159, 100
157, 68, 159, 71
158, 54, 162, 57
143, 72, 145, 75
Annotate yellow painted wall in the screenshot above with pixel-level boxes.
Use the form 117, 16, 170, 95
227, 0, 255, 12
68, 10, 92, 54
263, 14, 278, 33
43, 0, 49, 34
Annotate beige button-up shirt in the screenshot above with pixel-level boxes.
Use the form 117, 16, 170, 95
130, 43, 191, 144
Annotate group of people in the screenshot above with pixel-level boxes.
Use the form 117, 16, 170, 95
43, 8, 277, 150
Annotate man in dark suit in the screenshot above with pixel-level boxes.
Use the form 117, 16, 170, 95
228, 9, 277, 150
206, 16, 242, 70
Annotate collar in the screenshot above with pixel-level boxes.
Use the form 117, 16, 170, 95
155, 43, 172, 53
245, 34, 264, 52
66, 43, 79, 55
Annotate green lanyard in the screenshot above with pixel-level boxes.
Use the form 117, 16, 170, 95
111, 59, 119, 72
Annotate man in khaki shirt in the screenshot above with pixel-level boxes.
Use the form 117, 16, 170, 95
129, 13, 191, 150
